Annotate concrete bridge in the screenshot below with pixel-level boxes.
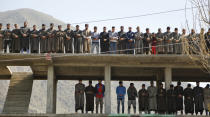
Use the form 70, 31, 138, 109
0, 54, 209, 116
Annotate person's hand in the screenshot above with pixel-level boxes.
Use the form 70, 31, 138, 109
0, 34, 2, 38
147, 38, 150, 41
66, 37, 71, 40
41, 36, 46, 39
104, 39, 107, 41
23, 34, 27, 37
14, 35, 18, 39
120, 38, 124, 41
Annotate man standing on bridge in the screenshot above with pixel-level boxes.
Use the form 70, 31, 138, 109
75, 80, 85, 113
95, 80, 105, 114
20, 21, 30, 53
0, 23, 4, 53
85, 80, 95, 113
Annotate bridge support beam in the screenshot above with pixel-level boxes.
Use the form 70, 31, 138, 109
104, 64, 111, 114
164, 67, 172, 90
46, 64, 57, 114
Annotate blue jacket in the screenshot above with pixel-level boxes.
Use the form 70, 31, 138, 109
116, 86, 126, 99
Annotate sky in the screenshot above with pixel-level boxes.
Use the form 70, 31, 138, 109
0, 0, 208, 32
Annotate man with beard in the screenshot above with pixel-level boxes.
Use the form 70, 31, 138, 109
138, 84, 149, 114
143, 28, 152, 54
64, 24, 74, 53
126, 27, 135, 54
74, 25, 83, 53
118, 26, 126, 54
82, 24, 91, 53
157, 83, 166, 114
109, 26, 118, 54
163, 27, 172, 54
171, 28, 181, 54
99, 27, 109, 53
0, 23, 4, 53
55, 25, 65, 53
127, 83, 137, 114
193, 81, 204, 115
20, 21, 30, 53
166, 84, 176, 114
147, 81, 157, 114
174, 81, 184, 114
30, 25, 39, 53
39, 24, 47, 53
75, 80, 85, 113
12, 24, 21, 53
187, 29, 197, 54
84, 80, 95, 113
184, 84, 194, 115
3, 23, 12, 53
47, 23, 56, 53
134, 26, 144, 54
156, 28, 164, 54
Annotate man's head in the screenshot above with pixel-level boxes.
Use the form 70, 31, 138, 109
33, 25, 36, 30
50, 23, 54, 29
112, 26, 115, 32
119, 81, 123, 86
196, 81, 200, 86
142, 84, 145, 89
6, 23, 10, 29
85, 24, 89, 30
67, 24, 71, 29
150, 81, 154, 86
160, 83, 163, 88
103, 27, 107, 32
191, 29, 195, 34
14, 24, 18, 29
205, 84, 209, 88
79, 80, 82, 84
58, 25, 62, 30
76, 25, 79, 30
175, 28, 178, 33
128, 27, 132, 32
182, 29, 186, 34
120, 26, 124, 31
167, 26, 170, 32
98, 80, 102, 84
136, 26, 140, 32
177, 81, 181, 86
42, 24, 46, 30
0, 23, 2, 29
89, 80, 92, 86
130, 83, 134, 88
24, 21, 28, 27
158, 28, 161, 33
146, 28, 149, 33
170, 84, 174, 89
94, 26, 97, 32
187, 83, 191, 88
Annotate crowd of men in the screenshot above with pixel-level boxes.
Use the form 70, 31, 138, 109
75, 80, 210, 115
0, 22, 209, 54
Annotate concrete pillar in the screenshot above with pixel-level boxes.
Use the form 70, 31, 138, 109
164, 67, 172, 90
104, 64, 111, 114
46, 64, 57, 114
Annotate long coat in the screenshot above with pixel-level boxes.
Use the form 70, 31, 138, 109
193, 86, 204, 113
11, 29, 21, 52
184, 87, 194, 114
203, 88, 210, 110
171, 32, 181, 54
166, 88, 176, 113
134, 32, 144, 54
64, 29, 74, 53
147, 86, 157, 110
157, 88, 167, 112
85, 85, 95, 112
174, 85, 184, 111
0, 29, 3, 51
75, 83, 85, 110
55, 30, 65, 53
39, 29, 47, 53
156, 32, 164, 53
46, 28, 56, 52
138, 89, 149, 111
30, 29, 39, 52
73, 30, 83, 53
163, 31, 173, 53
